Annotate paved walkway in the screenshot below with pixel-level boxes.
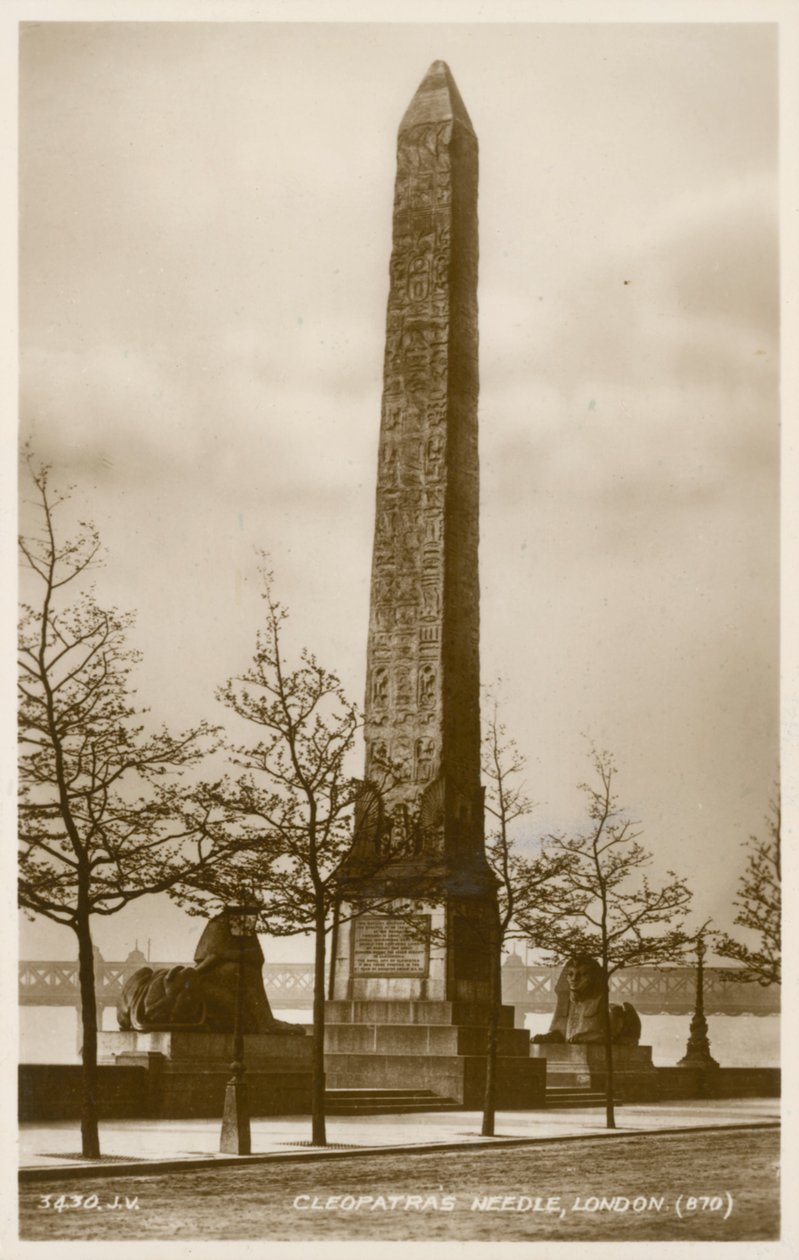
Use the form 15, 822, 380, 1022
19, 1098, 779, 1179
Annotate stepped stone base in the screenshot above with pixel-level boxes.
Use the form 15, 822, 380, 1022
531, 1044, 656, 1100
324, 999, 544, 1109
97, 1030, 312, 1119
545, 1085, 608, 1110
325, 1088, 462, 1115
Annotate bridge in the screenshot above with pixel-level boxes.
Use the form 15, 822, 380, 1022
19, 948, 778, 1020
499, 954, 779, 1017
18, 949, 314, 1018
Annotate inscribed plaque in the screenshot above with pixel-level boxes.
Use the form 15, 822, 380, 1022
351, 915, 431, 977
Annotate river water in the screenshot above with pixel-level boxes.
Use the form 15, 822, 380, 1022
19, 1007, 779, 1068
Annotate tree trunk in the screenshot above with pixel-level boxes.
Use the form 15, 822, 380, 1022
481, 949, 500, 1136
602, 969, 616, 1129
74, 916, 101, 1158
481, 911, 502, 1137
311, 906, 327, 1146
328, 902, 340, 1000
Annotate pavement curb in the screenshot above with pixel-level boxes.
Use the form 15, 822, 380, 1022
18, 1120, 780, 1183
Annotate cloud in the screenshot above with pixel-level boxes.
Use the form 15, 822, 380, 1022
477, 165, 778, 582
20, 305, 383, 502
645, 173, 778, 332
539, 171, 777, 391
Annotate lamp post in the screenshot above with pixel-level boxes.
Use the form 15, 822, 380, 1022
220, 899, 261, 1155
678, 927, 719, 1069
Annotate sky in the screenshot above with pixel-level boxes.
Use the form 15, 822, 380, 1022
16, 19, 779, 966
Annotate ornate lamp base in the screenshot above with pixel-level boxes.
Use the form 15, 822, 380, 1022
678, 1011, 719, 1069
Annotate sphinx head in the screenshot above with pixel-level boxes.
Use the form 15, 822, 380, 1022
193, 909, 265, 969
565, 953, 604, 1001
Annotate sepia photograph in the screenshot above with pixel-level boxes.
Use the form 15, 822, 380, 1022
6, 4, 790, 1253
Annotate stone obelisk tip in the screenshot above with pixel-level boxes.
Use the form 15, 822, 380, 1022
399, 60, 475, 135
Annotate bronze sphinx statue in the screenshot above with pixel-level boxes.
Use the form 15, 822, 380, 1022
532, 953, 641, 1046
117, 911, 306, 1035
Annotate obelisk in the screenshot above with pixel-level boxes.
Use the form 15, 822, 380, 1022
325, 64, 545, 1106
331, 60, 496, 1003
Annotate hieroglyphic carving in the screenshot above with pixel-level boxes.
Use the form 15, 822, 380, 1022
421, 584, 439, 618
419, 624, 439, 655
394, 668, 413, 708
363, 72, 481, 863
392, 736, 413, 779
395, 605, 416, 628
418, 663, 436, 707
425, 432, 444, 479
415, 737, 435, 781
372, 667, 388, 706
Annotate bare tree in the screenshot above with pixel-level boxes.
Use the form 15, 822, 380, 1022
189, 565, 391, 1147
18, 462, 235, 1158
716, 792, 780, 986
478, 699, 566, 1137
519, 746, 693, 1128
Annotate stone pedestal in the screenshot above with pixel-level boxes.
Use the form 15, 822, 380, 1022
530, 1044, 657, 1101
325, 999, 545, 1108
98, 1030, 312, 1119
